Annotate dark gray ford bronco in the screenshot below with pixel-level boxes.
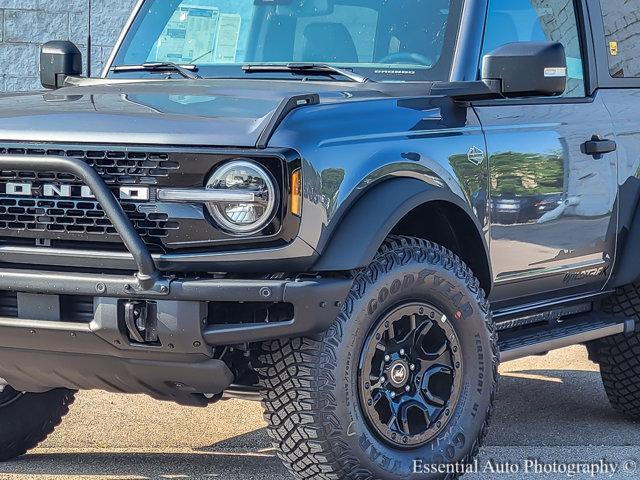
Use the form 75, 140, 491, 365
1, 0, 640, 477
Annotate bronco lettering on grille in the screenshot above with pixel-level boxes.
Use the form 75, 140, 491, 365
1, 182, 149, 201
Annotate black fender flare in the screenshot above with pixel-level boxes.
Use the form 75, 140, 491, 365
313, 177, 490, 274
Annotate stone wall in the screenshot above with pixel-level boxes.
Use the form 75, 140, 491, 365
0, 0, 137, 92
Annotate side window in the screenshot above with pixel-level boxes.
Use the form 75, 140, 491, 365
601, 1, 640, 78
482, 0, 585, 97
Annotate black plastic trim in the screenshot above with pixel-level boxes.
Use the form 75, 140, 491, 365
313, 178, 491, 285
202, 277, 349, 345
256, 94, 320, 149
499, 312, 630, 362
607, 179, 640, 289
493, 290, 614, 320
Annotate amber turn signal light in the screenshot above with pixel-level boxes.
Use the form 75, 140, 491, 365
291, 169, 302, 216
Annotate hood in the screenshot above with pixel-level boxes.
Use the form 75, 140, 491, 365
0, 79, 390, 147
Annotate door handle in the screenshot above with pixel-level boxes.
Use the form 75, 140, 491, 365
582, 135, 617, 159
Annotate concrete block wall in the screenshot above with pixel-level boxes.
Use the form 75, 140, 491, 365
0, 0, 137, 92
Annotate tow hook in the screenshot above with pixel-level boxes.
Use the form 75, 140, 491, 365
123, 300, 159, 344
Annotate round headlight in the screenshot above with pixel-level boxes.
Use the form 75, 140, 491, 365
206, 161, 277, 234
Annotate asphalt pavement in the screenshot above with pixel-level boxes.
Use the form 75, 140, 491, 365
1, 345, 639, 479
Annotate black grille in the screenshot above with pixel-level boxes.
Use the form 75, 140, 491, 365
0, 198, 179, 239
0, 147, 179, 185
0, 147, 181, 246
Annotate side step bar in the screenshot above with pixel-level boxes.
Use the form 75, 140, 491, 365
499, 313, 636, 362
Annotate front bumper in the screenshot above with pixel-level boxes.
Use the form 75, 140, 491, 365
0, 275, 349, 405
0, 154, 351, 404
0, 268, 350, 344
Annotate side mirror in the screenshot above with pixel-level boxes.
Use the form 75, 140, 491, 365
482, 42, 567, 98
40, 41, 82, 90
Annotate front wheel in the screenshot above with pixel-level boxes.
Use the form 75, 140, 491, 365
0, 386, 75, 461
257, 237, 498, 479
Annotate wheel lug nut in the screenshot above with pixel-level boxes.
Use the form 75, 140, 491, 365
380, 376, 386, 383
405, 385, 410, 392
399, 349, 405, 356
384, 355, 391, 362
390, 392, 396, 399
410, 364, 416, 371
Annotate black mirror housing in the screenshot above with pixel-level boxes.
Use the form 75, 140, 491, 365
482, 42, 567, 98
40, 41, 83, 90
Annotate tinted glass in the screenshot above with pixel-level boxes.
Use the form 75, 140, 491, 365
112, 0, 463, 82
601, 0, 640, 78
482, 0, 585, 97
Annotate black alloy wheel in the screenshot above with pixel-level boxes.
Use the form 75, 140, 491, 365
359, 302, 463, 449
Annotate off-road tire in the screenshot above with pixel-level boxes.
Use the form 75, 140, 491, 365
589, 282, 640, 418
0, 388, 75, 461
256, 236, 498, 479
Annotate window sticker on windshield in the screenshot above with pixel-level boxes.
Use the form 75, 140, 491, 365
155, 5, 220, 63
214, 14, 241, 63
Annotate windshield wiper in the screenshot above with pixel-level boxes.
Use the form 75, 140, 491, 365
110, 62, 202, 79
242, 63, 369, 83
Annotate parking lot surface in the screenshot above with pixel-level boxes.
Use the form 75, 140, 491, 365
1, 345, 639, 479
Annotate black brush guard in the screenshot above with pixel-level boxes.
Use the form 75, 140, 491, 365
0, 154, 159, 288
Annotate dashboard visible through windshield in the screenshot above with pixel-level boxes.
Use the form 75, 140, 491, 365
110, 0, 463, 82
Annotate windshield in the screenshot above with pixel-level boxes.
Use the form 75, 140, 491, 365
110, 0, 463, 82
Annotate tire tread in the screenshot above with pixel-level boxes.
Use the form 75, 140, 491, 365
591, 282, 640, 418
0, 389, 75, 462
256, 236, 498, 480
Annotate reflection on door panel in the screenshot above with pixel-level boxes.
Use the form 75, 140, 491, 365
477, 99, 618, 300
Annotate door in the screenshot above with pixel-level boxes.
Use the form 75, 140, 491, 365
597, 0, 640, 289
475, 0, 618, 306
